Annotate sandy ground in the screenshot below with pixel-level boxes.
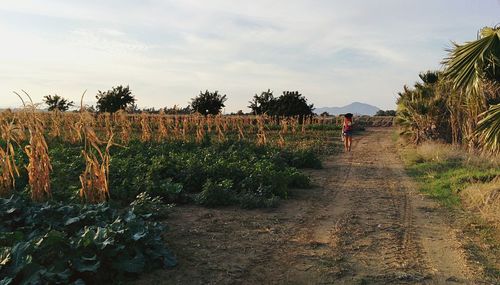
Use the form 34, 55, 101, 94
136, 128, 488, 285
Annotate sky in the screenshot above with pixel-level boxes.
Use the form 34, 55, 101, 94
0, 0, 499, 112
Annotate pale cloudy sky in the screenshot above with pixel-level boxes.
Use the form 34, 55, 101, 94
0, 0, 499, 112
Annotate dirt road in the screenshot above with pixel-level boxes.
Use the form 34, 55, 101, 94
137, 128, 483, 284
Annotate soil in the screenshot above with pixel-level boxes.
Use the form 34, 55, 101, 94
135, 128, 493, 285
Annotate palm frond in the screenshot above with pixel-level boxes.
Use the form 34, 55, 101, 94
476, 103, 500, 152
443, 27, 500, 95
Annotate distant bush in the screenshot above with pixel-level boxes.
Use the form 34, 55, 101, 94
375, 110, 396, 116
43, 95, 74, 112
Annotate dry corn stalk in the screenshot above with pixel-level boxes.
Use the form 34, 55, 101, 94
0, 120, 20, 196
75, 90, 112, 203
25, 125, 52, 201
72, 111, 95, 143
256, 115, 267, 146
23, 110, 52, 201
236, 117, 245, 140
79, 132, 113, 203
14, 91, 52, 201
140, 113, 152, 142
182, 116, 189, 142
156, 115, 169, 142
301, 117, 308, 134
173, 116, 181, 140
104, 113, 113, 140
281, 118, 288, 135
49, 110, 62, 138
78, 106, 114, 203
195, 115, 205, 143
290, 116, 298, 134
215, 115, 225, 142
115, 110, 132, 143
222, 117, 229, 133
206, 115, 213, 133
277, 118, 287, 147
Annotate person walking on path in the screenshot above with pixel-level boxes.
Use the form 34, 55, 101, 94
342, 113, 353, 152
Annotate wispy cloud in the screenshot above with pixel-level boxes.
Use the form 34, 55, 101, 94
1, 0, 499, 110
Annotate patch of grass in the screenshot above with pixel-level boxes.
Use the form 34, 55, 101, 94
403, 145, 499, 208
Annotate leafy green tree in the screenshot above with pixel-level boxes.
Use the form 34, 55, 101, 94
95, 85, 136, 113
190, 90, 227, 115
249, 90, 314, 121
248, 89, 276, 115
274, 91, 314, 117
43, 95, 74, 111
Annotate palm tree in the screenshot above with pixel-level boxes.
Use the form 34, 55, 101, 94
443, 26, 500, 151
396, 71, 450, 143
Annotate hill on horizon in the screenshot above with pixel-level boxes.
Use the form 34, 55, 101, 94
314, 102, 381, 116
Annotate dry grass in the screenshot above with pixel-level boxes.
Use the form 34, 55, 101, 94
415, 142, 465, 163
461, 178, 500, 228
403, 141, 499, 167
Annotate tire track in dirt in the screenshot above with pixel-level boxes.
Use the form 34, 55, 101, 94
135, 128, 482, 285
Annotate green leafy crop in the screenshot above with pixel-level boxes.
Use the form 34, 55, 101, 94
0, 194, 176, 284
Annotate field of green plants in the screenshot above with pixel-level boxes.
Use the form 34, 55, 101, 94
0, 110, 343, 284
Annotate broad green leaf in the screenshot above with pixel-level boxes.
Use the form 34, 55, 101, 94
111, 253, 145, 273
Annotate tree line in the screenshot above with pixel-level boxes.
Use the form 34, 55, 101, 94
42, 86, 316, 119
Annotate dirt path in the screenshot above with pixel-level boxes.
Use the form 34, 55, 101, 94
137, 128, 483, 285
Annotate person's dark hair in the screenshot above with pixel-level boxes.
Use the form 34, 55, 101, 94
344, 113, 353, 119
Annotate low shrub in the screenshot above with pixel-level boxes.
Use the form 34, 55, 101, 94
196, 179, 235, 207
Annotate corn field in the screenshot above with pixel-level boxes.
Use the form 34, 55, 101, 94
0, 109, 363, 202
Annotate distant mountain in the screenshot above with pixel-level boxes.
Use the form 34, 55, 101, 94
315, 102, 380, 116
